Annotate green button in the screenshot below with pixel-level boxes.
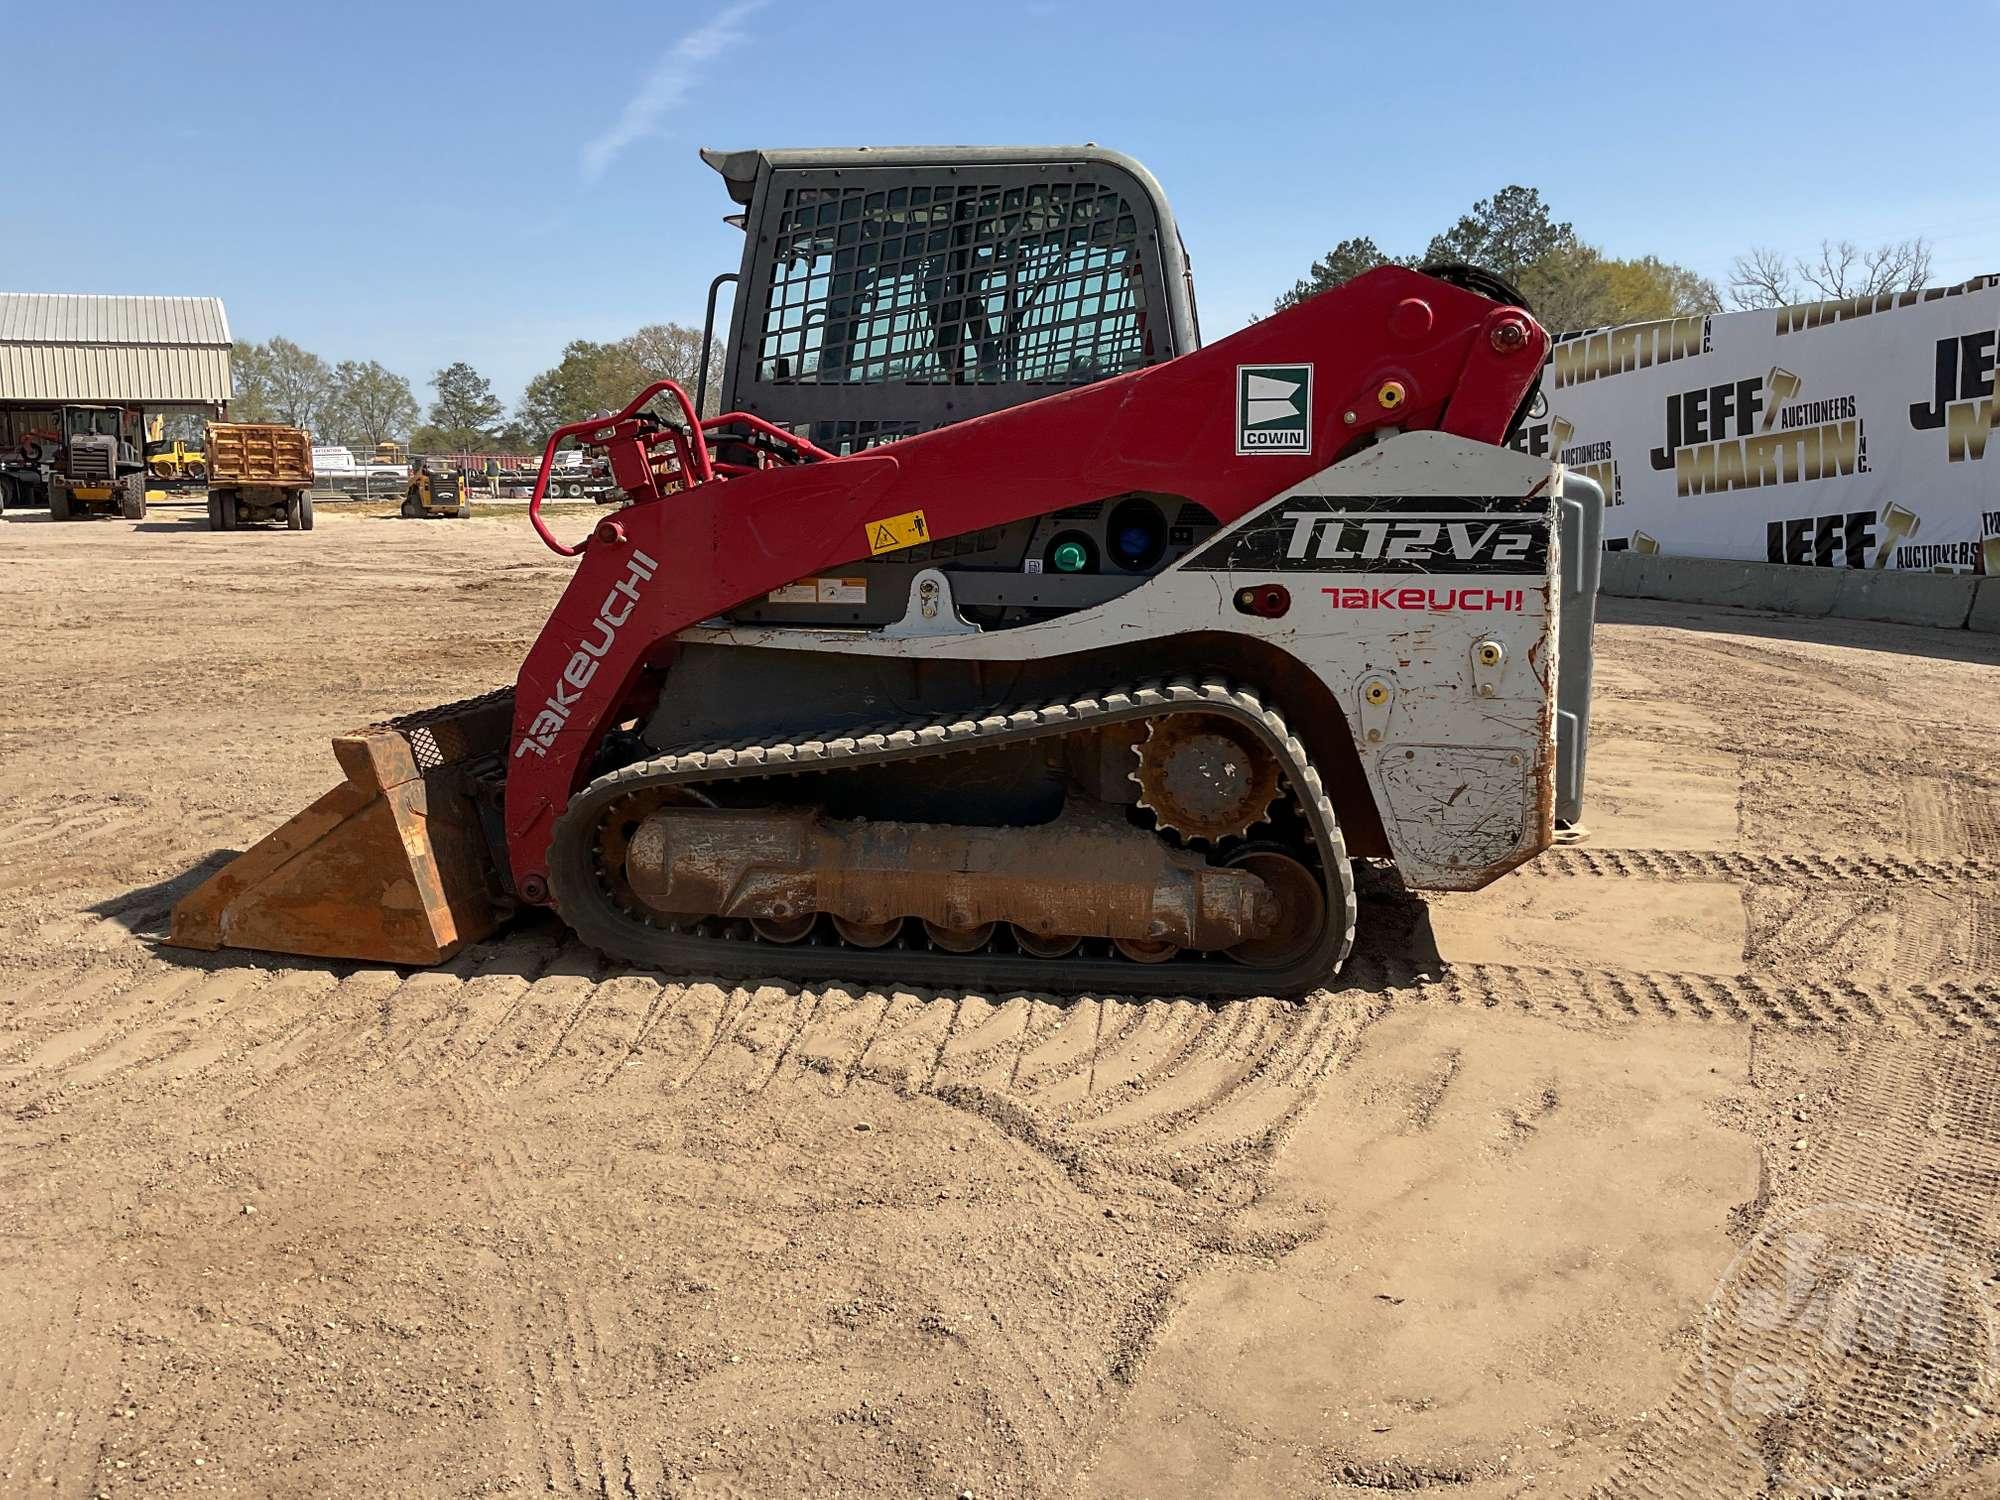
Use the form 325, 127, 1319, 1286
1052, 540, 1089, 573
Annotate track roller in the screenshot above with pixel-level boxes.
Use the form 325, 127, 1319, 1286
832, 915, 902, 948
1014, 927, 1081, 959
923, 920, 996, 953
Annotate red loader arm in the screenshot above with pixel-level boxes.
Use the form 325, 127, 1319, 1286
503, 267, 1548, 901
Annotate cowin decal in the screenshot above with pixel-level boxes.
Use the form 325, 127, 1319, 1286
1236, 365, 1313, 454
1181, 495, 1550, 575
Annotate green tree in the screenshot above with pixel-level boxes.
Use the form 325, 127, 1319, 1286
1273, 237, 1403, 312
327, 360, 419, 450
1423, 186, 1576, 281
249, 336, 335, 433
516, 340, 634, 437
515, 321, 728, 439
231, 340, 336, 432
229, 340, 276, 421
1274, 188, 1719, 333
426, 361, 506, 450
1600, 256, 1723, 322
1514, 242, 1614, 335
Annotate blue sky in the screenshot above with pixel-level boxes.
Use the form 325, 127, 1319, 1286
8, 0, 1993, 413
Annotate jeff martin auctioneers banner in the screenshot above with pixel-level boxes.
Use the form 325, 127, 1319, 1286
1508, 275, 2000, 575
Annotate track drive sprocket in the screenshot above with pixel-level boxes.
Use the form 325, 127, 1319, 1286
1130, 712, 1282, 842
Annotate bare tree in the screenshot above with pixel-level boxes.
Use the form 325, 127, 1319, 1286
1727, 246, 1797, 310
1796, 237, 1932, 300
623, 322, 726, 414
1729, 237, 1932, 309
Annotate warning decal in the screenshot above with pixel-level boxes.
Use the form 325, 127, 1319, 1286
866, 509, 930, 555
765, 576, 870, 605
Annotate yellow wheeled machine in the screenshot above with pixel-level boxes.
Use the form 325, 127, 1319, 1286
145, 438, 207, 483
50, 405, 147, 520
402, 459, 471, 518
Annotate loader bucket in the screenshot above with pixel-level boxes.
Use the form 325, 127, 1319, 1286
169, 691, 515, 966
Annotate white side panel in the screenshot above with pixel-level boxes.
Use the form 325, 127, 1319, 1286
678, 431, 1559, 889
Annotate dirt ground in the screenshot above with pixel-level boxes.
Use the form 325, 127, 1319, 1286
2, 497, 1996, 1498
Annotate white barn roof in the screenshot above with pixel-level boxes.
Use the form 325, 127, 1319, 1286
0, 293, 232, 406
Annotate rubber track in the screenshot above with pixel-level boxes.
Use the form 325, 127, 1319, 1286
545, 678, 1358, 999
1539, 847, 2000, 886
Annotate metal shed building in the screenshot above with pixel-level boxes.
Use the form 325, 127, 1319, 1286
0, 293, 231, 506
0, 293, 232, 412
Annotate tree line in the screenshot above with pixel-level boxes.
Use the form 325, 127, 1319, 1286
1276, 184, 1933, 327
234, 199, 1935, 452
229, 323, 723, 453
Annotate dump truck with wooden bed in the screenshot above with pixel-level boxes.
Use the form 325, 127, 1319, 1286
205, 422, 316, 530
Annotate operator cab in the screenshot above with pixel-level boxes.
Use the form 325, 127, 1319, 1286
699, 145, 1216, 627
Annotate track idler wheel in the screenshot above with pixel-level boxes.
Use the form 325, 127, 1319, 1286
1223, 848, 1326, 969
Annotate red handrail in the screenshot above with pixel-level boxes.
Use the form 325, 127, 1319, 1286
526, 382, 834, 558
701, 410, 838, 463
527, 380, 711, 557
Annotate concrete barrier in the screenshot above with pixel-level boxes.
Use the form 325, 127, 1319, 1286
1600, 552, 1981, 630
1971, 577, 2000, 635
1830, 569, 1978, 629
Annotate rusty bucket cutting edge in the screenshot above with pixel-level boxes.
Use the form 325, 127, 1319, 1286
167, 692, 515, 967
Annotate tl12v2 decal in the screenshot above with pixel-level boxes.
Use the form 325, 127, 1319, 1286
1181, 495, 1551, 575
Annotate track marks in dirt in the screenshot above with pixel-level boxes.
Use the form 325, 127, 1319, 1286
0, 1285, 118, 1497
1593, 1034, 2000, 1499
1433, 962, 1999, 1035
86, 962, 1370, 1200
1540, 846, 2000, 887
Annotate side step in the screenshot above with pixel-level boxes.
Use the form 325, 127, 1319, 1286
168, 692, 514, 965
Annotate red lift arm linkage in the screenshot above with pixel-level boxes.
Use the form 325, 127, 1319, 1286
504, 267, 1548, 903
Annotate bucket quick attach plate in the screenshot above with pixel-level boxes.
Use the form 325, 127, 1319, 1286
168, 691, 513, 965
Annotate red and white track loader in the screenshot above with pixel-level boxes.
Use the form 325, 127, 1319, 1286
170, 146, 1600, 997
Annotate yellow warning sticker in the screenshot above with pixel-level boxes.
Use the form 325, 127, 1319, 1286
866, 508, 930, 555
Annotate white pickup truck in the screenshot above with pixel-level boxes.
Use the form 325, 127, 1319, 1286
312, 446, 409, 489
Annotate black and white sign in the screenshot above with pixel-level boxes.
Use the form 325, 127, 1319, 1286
1184, 494, 1551, 575
1513, 276, 2000, 573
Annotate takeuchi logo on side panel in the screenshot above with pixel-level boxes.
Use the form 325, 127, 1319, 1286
1237, 364, 1312, 454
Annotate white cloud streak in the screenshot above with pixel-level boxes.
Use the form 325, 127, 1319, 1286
580, 1, 764, 182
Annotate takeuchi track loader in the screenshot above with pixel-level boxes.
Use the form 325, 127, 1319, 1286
170, 146, 1601, 997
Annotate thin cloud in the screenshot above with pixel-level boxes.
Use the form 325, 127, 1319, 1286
580, 1, 764, 182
